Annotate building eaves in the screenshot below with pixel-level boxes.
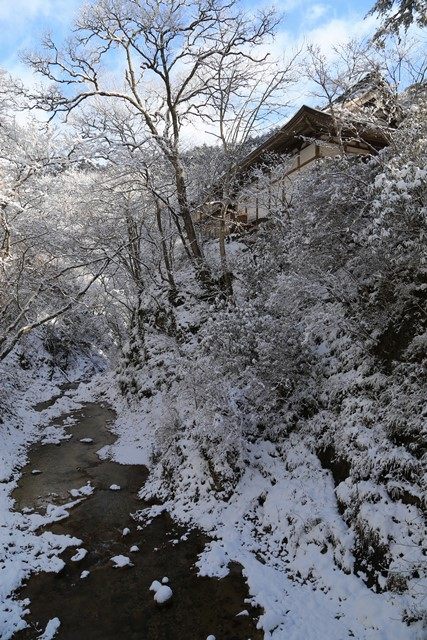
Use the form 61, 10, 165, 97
236, 104, 391, 176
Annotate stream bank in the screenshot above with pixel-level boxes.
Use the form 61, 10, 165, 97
11, 394, 262, 640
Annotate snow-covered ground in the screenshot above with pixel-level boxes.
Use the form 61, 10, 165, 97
0, 338, 101, 638
1, 340, 424, 639
95, 364, 426, 640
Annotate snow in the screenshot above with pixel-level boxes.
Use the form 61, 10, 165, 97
0, 511, 80, 639
130, 545, 139, 552
40, 500, 83, 524
79, 437, 94, 444
154, 585, 173, 604
161, 576, 169, 584
71, 548, 88, 562
109, 484, 121, 491
105, 365, 425, 640
149, 580, 162, 592
31, 469, 42, 475
69, 484, 94, 498
0, 343, 91, 639
206, 636, 216, 640
94, 372, 153, 467
0, 50, 425, 640
38, 617, 61, 640
40, 425, 73, 445
80, 570, 90, 579
179, 438, 424, 640
111, 555, 133, 568
149, 579, 173, 603
107, 174, 425, 639
2, 133, 426, 637
43, 319, 422, 640
122, 527, 130, 536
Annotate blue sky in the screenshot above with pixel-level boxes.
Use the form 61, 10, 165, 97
0, 0, 377, 84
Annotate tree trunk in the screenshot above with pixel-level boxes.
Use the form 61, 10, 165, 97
0, 205, 11, 259
219, 212, 233, 297
172, 160, 203, 260
154, 199, 178, 304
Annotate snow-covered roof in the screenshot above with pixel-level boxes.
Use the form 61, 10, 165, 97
235, 103, 390, 176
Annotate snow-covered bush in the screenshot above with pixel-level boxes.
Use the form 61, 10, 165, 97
131, 95, 426, 627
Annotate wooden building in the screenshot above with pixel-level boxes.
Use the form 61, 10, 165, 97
197, 75, 394, 238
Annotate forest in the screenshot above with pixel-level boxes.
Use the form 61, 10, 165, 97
0, 1, 426, 639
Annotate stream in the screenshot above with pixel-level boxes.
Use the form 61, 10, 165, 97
11, 394, 262, 640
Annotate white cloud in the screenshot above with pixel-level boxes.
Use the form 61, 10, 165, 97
253, 10, 381, 115
305, 14, 378, 55
0, 0, 80, 21
0, 0, 82, 82
0, 0, 47, 20
305, 3, 329, 24
270, 11, 379, 60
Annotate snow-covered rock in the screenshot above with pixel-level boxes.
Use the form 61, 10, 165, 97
154, 585, 173, 604
111, 555, 133, 568
39, 617, 61, 639
150, 579, 173, 604
149, 580, 162, 592
71, 548, 87, 562
69, 484, 94, 498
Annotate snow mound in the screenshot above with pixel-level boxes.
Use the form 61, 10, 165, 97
150, 579, 173, 603
149, 580, 162, 592
111, 555, 133, 568
109, 484, 121, 491
39, 617, 60, 639
40, 425, 71, 445
71, 548, 87, 562
69, 484, 94, 498
154, 586, 173, 604
79, 438, 93, 444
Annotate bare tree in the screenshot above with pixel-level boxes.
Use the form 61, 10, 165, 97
0, 259, 108, 363
72, 102, 182, 303
372, 33, 427, 89
190, 46, 301, 295
303, 35, 426, 154
313, 35, 425, 96
303, 40, 388, 152
23, 0, 285, 282
0, 87, 115, 362
205, 47, 301, 153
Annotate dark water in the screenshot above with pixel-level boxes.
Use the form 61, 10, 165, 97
12, 398, 262, 640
